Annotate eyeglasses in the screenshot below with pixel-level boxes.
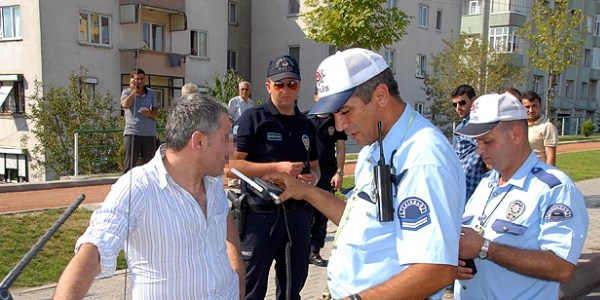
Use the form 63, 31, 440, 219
272, 80, 299, 91
451, 100, 468, 108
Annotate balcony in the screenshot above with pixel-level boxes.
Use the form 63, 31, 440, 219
120, 0, 184, 13
120, 49, 186, 77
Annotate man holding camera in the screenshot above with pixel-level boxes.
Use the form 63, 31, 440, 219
266, 48, 464, 300
225, 55, 319, 300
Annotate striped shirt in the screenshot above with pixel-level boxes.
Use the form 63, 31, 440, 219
76, 148, 239, 299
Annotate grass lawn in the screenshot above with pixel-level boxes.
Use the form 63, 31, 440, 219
1, 150, 597, 288
0, 208, 126, 288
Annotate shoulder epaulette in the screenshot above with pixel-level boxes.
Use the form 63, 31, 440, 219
531, 167, 561, 188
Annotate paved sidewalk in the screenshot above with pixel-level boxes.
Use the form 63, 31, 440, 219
8, 178, 600, 300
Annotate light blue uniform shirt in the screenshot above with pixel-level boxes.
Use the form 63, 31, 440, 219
327, 105, 465, 299
455, 152, 588, 300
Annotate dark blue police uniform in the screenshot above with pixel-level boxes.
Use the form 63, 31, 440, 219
234, 98, 318, 300
307, 113, 346, 254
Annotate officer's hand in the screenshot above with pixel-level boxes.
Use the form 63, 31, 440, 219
459, 227, 484, 259
330, 173, 343, 191
277, 162, 304, 177
297, 172, 317, 186
456, 259, 476, 280
264, 172, 312, 202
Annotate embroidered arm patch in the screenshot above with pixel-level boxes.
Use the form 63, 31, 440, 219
397, 197, 431, 231
543, 204, 573, 221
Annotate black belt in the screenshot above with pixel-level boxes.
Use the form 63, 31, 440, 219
247, 200, 306, 213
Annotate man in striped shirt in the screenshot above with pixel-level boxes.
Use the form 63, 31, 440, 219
54, 94, 245, 299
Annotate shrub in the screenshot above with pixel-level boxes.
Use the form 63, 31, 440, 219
582, 119, 595, 137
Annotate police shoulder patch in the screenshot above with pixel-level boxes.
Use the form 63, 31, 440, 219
397, 197, 431, 231
544, 203, 573, 221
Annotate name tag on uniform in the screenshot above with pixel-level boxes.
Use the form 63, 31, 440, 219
267, 132, 282, 141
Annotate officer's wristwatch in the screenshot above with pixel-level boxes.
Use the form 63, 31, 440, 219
478, 238, 491, 259
348, 294, 363, 300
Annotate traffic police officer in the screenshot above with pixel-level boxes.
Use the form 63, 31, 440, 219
266, 48, 464, 300
454, 93, 588, 299
226, 55, 319, 300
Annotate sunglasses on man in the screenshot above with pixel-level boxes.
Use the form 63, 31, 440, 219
272, 80, 299, 91
451, 99, 468, 108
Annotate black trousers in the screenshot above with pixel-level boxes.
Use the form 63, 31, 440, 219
310, 169, 336, 252
123, 135, 156, 173
241, 205, 312, 300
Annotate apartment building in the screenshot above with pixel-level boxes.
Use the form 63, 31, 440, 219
0, 0, 227, 182
461, 0, 600, 133
1, 0, 462, 182
249, 0, 463, 113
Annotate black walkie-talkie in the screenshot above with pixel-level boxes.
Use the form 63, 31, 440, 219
301, 135, 311, 175
374, 121, 394, 222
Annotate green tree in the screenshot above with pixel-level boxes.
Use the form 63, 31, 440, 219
204, 70, 247, 104
423, 35, 525, 134
27, 67, 121, 178
517, 0, 585, 117
301, 0, 411, 50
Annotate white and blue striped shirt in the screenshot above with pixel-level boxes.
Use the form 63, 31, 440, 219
76, 148, 239, 299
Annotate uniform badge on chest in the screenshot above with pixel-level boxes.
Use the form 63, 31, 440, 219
328, 126, 335, 136
506, 200, 525, 221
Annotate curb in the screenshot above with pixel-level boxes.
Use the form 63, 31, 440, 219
0, 177, 118, 193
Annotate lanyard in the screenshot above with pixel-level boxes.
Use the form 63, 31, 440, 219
333, 110, 416, 246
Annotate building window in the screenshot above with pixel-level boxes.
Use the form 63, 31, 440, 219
384, 49, 396, 74
581, 82, 588, 99
595, 15, 600, 37
533, 75, 543, 94
565, 80, 574, 98
489, 26, 519, 53
469, 1, 480, 15
143, 22, 163, 51
490, 0, 525, 13
227, 50, 237, 71
584, 49, 591, 67
590, 81, 598, 101
0, 78, 24, 114
0, 152, 28, 182
289, 0, 300, 15
387, 0, 397, 9
190, 30, 208, 58
229, 2, 238, 25
0, 5, 21, 40
414, 102, 424, 114
289, 46, 300, 65
435, 10, 442, 31
416, 54, 427, 78
418, 5, 429, 28
79, 12, 110, 46
593, 48, 600, 69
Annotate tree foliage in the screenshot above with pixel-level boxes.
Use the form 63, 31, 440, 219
301, 0, 411, 50
423, 35, 525, 135
517, 0, 585, 116
27, 67, 121, 178
204, 70, 248, 104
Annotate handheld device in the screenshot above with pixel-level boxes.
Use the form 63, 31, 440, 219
231, 168, 283, 204
300, 135, 311, 175
374, 121, 395, 222
463, 259, 478, 275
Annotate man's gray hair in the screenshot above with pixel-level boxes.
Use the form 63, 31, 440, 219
238, 81, 251, 88
181, 83, 199, 97
352, 68, 401, 104
165, 93, 228, 151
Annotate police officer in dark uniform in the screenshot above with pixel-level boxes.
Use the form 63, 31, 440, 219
226, 55, 320, 300
306, 88, 347, 267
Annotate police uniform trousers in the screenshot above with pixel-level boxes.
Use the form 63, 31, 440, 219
241, 202, 312, 300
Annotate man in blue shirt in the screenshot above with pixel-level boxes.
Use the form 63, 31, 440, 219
451, 84, 485, 202
453, 93, 588, 299
266, 48, 464, 300
226, 55, 319, 300
120, 68, 159, 173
